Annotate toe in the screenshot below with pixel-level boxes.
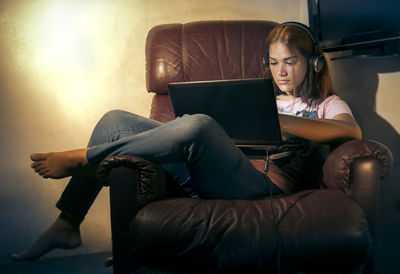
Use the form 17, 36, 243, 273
31, 153, 47, 161
38, 168, 49, 176
34, 166, 45, 173
11, 253, 21, 261
31, 162, 41, 168
11, 252, 27, 261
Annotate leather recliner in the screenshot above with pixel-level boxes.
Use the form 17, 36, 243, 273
96, 21, 393, 274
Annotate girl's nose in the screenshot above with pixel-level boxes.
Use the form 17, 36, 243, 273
278, 64, 287, 76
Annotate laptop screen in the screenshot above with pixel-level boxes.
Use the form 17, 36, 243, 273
168, 78, 282, 147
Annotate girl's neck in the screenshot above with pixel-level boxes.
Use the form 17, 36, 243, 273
276, 94, 294, 101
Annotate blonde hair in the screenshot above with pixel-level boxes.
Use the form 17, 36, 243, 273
264, 24, 332, 103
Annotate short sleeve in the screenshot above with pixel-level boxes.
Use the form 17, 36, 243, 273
318, 95, 353, 119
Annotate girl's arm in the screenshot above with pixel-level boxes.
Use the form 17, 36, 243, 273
279, 113, 362, 144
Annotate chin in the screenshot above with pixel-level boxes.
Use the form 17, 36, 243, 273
278, 88, 293, 95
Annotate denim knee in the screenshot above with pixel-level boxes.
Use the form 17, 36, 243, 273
88, 109, 133, 147
97, 109, 130, 127
179, 114, 219, 142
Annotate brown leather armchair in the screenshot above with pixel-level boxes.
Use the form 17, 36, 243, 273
97, 21, 393, 273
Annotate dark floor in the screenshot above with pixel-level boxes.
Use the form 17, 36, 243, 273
0, 252, 114, 274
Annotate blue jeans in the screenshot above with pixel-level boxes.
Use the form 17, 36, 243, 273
56, 110, 282, 221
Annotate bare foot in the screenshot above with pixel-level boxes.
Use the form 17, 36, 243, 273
11, 215, 81, 261
30, 148, 96, 179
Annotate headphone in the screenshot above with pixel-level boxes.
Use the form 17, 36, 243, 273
264, 22, 325, 74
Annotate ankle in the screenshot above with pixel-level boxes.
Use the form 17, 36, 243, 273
73, 148, 90, 168
59, 212, 81, 229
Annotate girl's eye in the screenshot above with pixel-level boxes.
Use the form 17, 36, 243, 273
286, 59, 298, 66
269, 62, 277, 66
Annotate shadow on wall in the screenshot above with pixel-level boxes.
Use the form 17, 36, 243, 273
328, 54, 400, 272
329, 55, 399, 167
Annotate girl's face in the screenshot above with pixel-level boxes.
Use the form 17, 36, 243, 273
268, 42, 307, 95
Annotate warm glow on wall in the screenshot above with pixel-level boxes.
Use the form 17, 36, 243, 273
32, 1, 99, 71
18, 1, 123, 116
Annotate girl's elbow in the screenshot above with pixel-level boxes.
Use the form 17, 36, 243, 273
351, 124, 363, 140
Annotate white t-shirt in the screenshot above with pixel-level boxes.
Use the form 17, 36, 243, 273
264, 95, 355, 193
276, 95, 353, 119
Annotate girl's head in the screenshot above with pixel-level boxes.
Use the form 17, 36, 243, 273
264, 22, 332, 101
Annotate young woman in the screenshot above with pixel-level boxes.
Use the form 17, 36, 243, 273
12, 22, 361, 261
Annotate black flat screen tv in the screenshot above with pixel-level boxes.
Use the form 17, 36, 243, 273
308, 0, 400, 55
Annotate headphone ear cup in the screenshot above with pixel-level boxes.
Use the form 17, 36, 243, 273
311, 54, 325, 73
263, 55, 269, 68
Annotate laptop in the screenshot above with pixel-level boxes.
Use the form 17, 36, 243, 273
168, 78, 287, 157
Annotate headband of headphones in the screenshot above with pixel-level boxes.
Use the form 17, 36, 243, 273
264, 22, 325, 73
280, 22, 319, 47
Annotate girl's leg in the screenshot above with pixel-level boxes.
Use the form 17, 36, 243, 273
86, 113, 281, 199
13, 110, 190, 261
14, 111, 282, 260
56, 110, 168, 222
32, 112, 280, 199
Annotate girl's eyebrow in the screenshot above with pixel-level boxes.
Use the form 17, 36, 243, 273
269, 56, 298, 61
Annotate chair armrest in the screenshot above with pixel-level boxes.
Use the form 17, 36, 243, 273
322, 139, 393, 193
322, 139, 393, 248
97, 154, 164, 189
96, 155, 166, 274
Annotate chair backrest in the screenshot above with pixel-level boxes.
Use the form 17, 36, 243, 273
145, 20, 279, 95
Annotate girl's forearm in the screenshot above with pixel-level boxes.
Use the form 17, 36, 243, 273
279, 114, 362, 144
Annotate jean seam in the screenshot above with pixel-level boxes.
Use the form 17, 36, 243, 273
104, 129, 139, 143
86, 129, 139, 165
